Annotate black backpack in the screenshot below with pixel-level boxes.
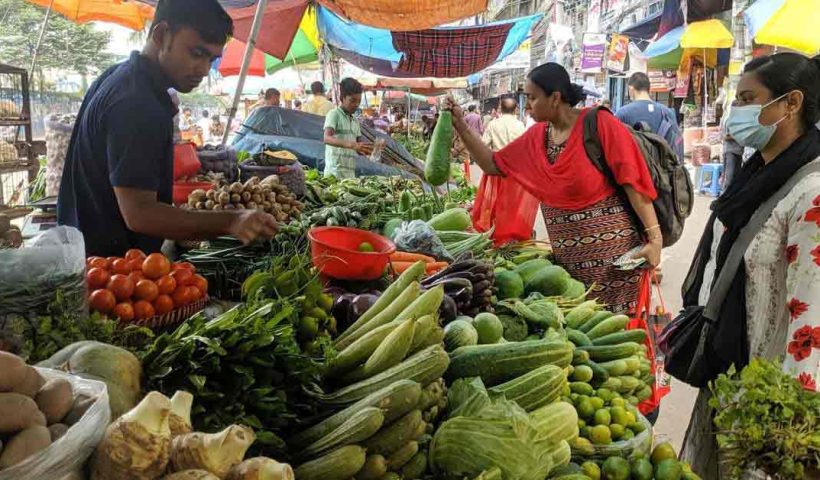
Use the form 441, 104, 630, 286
582, 107, 693, 248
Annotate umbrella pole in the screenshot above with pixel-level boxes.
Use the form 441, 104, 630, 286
29, 0, 55, 82
703, 48, 707, 131
221, 0, 269, 146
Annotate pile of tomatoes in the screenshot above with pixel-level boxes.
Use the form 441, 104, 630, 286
86, 249, 208, 322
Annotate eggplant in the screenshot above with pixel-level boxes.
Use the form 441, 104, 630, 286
331, 293, 357, 332
439, 295, 458, 323
423, 260, 484, 283
349, 294, 380, 322
472, 280, 492, 295
450, 286, 474, 304
424, 276, 473, 291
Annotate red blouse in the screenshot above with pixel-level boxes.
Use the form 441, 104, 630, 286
493, 108, 657, 210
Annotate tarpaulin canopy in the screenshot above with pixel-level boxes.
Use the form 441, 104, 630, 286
317, 0, 488, 31
744, 0, 820, 55
318, 6, 541, 78
361, 77, 467, 95
381, 91, 436, 103
25, 0, 154, 30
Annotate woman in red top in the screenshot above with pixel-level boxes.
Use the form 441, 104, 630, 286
448, 63, 661, 313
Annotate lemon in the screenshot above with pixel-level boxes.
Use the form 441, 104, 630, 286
596, 388, 614, 402
572, 437, 595, 455
621, 428, 635, 440
609, 423, 625, 440
593, 408, 611, 426
631, 458, 654, 480
590, 396, 605, 410
589, 424, 612, 445
577, 399, 596, 419
581, 461, 602, 480
651, 442, 678, 466
610, 397, 626, 408
357, 241, 375, 252
654, 459, 683, 480
601, 456, 630, 480
625, 411, 637, 426
610, 406, 629, 426
578, 419, 587, 429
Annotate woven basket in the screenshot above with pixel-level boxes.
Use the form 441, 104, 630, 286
239, 161, 306, 197
127, 297, 209, 330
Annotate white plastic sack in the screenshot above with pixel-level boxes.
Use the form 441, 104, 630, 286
0, 226, 86, 314
0, 368, 110, 480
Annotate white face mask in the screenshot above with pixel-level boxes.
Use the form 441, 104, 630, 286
726, 93, 789, 150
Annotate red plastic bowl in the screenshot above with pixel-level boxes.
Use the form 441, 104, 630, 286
308, 227, 396, 280
173, 181, 215, 206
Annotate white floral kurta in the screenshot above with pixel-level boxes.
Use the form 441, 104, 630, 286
682, 157, 820, 479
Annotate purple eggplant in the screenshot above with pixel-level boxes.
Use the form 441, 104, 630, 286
439, 295, 458, 323
332, 293, 357, 331
349, 294, 380, 322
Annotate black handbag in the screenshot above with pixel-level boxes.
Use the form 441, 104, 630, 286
658, 162, 820, 388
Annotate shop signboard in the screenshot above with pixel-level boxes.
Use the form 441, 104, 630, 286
674, 58, 692, 98
581, 33, 607, 73
607, 34, 629, 73
648, 69, 676, 92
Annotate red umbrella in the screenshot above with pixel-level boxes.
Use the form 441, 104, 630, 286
218, 39, 266, 77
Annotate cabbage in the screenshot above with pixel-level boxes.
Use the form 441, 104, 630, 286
430, 378, 554, 480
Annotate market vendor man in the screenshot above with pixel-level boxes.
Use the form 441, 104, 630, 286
57, 0, 278, 257
322, 78, 373, 179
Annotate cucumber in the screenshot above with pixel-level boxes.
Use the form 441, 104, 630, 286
364, 410, 424, 456
571, 349, 590, 365
578, 342, 640, 362
565, 304, 596, 330
303, 407, 384, 459
355, 455, 388, 480
399, 451, 428, 479
566, 329, 592, 347
591, 329, 647, 346
488, 364, 566, 411
586, 315, 630, 340
320, 345, 449, 405
295, 445, 367, 480
583, 360, 610, 384
597, 359, 628, 376
447, 339, 573, 386
291, 380, 421, 448
569, 382, 594, 396
386, 441, 418, 470
578, 311, 614, 333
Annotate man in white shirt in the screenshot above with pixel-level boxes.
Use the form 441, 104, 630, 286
482, 97, 525, 150
198, 109, 212, 143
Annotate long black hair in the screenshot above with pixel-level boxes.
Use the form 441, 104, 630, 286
743, 53, 820, 131
527, 63, 587, 106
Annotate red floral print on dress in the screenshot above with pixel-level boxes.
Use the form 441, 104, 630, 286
812, 245, 820, 266
787, 325, 820, 362
804, 195, 820, 226
786, 244, 799, 264
798, 372, 817, 391
788, 297, 809, 321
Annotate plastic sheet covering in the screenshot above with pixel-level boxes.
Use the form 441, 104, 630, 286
317, 0, 488, 31
0, 226, 86, 316
0, 368, 110, 480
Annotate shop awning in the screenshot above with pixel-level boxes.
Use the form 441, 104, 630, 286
317, 0, 488, 31
24, 0, 154, 31
644, 20, 733, 57
744, 0, 820, 55
361, 77, 468, 95
620, 11, 663, 41
318, 7, 541, 78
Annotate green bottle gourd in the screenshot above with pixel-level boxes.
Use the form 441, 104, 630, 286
424, 111, 453, 186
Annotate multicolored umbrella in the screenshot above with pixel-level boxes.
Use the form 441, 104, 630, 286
217, 7, 319, 77
24, 0, 154, 31
744, 0, 820, 55
643, 20, 732, 69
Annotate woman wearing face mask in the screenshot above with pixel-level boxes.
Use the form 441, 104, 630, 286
445, 63, 661, 314
681, 53, 820, 478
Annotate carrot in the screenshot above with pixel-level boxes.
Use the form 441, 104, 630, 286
425, 262, 449, 273
389, 251, 435, 263
390, 261, 418, 274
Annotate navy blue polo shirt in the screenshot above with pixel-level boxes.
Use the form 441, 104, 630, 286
58, 51, 176, 257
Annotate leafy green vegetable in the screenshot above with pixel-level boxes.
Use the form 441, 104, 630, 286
142, 300, 327, 459
709, 358, 820, 479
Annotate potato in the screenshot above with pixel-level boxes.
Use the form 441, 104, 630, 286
0, 393, 46, 433
12, 366, 45, 397
230, 193, 241, 204
0, 425, 51, 468
49, 423, 69, 442
35, 378, 73, 424
241, 191, 252, 203
2, 228, 22, 248
63, 394, 96, 426
205, 190, 216, 201
0, 351, 27, 392
218, 192, 230, 205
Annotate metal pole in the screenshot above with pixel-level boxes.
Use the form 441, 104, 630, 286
703, 48, 707, 131
406, 88, 411, 137
221, 0, 269, 146
29, 0, 55, 82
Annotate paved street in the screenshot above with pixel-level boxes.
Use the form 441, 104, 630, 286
471, 168, 714, 451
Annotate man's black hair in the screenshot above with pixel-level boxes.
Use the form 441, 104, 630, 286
151, 0, 233, 45
265, 88, 280, 100
627, 72, 651, 92
182, 106, 191, 113
311, 81, 325, 95
202, 110, 209, 117
468, 105, 476, 112
339, 78, 363, 99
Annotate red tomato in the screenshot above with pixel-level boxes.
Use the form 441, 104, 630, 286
111, 258, 131, 275
124, 249, 146, 261
89, 289, 116, 313
133, 300, 155, 320
156, 275, 176, 295
112, 302, 135, 322
153, 294, 174, 315
170, 268, 193, 287
107, 274, 135, 301
86, 268, 110, 289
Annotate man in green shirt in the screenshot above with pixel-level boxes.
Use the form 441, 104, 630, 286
323, 78, 372, 178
